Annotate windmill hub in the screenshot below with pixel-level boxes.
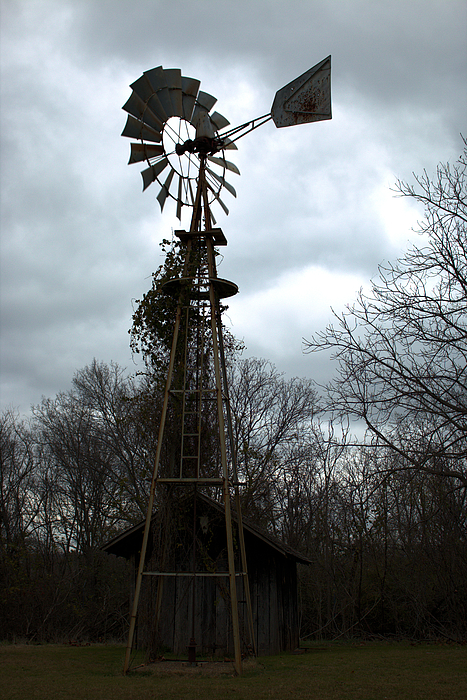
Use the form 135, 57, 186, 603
175, 136, 221, 157
162, 116, 196, 176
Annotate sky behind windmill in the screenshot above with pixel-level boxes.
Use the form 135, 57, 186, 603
1, 0, 466, 416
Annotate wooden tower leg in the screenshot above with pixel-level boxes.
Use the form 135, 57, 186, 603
123, 161, 254, 675
123, 295, 185, 674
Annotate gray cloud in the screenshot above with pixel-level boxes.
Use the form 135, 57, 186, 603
1, 0, 466, 414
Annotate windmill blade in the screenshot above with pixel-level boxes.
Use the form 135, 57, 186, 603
207, 156, 240, 175
210, 111, 230, 131
157, 167, 176, 211
144, 67, 176, 119
130, 74, 152, 100
130, 74, 170, 123
129, 75, 167, 123
182, 93, 197, 123
192, 90, 217, 126
197, 91, 217, 111
121, 114, 162, 143
206, 182, 229, 215
271, 55, 331, 128
222, 137, 238, 150
122, 91, 164, 132
176, 175, 183, 221
141, 158, 169, 191
181, 76, 200, 121
206, 168, 237, 198
129, 143, 164, 164
164, 68, 183, 117
188, 180, 195, 207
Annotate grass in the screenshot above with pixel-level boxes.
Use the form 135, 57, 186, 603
1, 641, 466, 699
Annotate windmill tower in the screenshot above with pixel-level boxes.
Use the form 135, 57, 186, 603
121, 59, 331, 675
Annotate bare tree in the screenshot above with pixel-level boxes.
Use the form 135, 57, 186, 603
305, 142, 467, 488
228, 357, 318, 527
0, 410, 38, 551
31, 360, 151, 554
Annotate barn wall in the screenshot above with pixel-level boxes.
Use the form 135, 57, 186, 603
131, 507, 301, 657
136, 573, 234, 656
245, 532, 299, 655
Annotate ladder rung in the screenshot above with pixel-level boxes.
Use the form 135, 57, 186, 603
156, 477, 224, 484
170, 388, 217, 393
143, 571, 239, 577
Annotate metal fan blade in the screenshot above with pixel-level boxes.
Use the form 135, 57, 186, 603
181, 76, 200, 98
210, 111, 230, 130
164, 69, 183, 117
146, 94, 169, 123
206, 182, 229, 215
207, 156, 240, 175
130, 74, 169, 123
129, 143, 164, 164
122, 91, 164, 132
141, 158, 168, 191
144, 67, 176, 119
182, 94, 196, 123
129, 75, 156, 104
222, 138, 238, 150
181, 76, 200, 121
192, 91, 217, 127
197, 91, 217, 111
164, 69, 181, 89
176, 175, 183, 220
188, 180, 195, 207
121, 115, 162, 143
142, 66, 165, 88
206, 168, 237, 198
157, 167, 176, 211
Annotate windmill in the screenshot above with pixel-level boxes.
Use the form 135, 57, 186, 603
121, 57, 331, 675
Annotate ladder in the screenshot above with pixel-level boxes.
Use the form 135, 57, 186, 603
123, 161, 255, 674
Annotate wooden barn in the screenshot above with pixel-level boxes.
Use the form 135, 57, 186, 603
103, 492, 311, 657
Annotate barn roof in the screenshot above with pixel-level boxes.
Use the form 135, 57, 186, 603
102, 492, 312, 565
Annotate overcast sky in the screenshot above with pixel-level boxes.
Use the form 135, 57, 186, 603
1, 0, 466, 416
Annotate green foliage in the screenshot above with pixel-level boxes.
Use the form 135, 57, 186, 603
129, 237, 239, 378
130, 239, 186, 373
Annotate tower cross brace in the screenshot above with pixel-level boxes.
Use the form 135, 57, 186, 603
123, 155, 255, 674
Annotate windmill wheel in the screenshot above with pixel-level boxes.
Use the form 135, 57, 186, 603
122, 66, 240, 220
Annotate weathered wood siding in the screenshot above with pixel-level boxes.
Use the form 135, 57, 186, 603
134, 512, 300, 656
244, 529, 299, 655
